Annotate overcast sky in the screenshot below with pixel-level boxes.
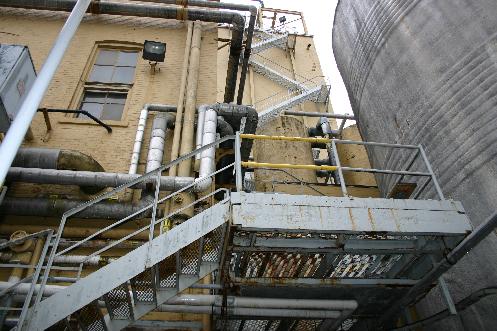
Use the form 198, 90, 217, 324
223, 0, 353, 115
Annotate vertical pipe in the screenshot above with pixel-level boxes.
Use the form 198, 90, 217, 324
331, 140, 348, 196
129, 108, 149, 174
169, 22, 194, 176
178, 22, 202, 177
235, 132, 243, 192
0, 0, 93, 186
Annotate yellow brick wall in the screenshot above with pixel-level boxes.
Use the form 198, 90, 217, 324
0, 8, 217, 176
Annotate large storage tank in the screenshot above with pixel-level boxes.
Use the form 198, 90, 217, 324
333, 1, 497, 330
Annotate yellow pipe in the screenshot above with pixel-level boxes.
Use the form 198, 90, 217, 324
239, 133, 331, 144
241, 161, 338, 172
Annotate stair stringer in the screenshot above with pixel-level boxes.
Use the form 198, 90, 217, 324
23, 201, 231, 331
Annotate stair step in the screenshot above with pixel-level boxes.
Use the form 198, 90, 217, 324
103, 283, 134, 321
76, 301, 107, 331
252, 33, 288, 54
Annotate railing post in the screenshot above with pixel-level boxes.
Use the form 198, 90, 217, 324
331, 140, 348, 196
418, 145, 445, 200
149, 171, 162, 241
235, 132, 243, 192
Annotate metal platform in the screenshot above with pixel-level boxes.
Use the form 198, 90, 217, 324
224, 192, 472, 329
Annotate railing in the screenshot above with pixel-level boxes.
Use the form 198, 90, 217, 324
237, 133, 445, 200
13, 135, 239, 327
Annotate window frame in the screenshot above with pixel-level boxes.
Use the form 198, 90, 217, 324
64, 41, 142, 126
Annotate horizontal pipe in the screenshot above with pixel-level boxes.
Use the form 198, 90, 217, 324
157, 305, 343, 319
6, 167, 194, 191
241, 161, 338, 172
283, 110, 356, 120
240, 133, 330, 143
0, 197, 158, 219
0, 225, 153, 240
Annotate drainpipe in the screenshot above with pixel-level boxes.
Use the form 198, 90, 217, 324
378, 210, 497, 329
169, 22, 193, 177
0, 0, 92, 188
0, 0, 247, 187
145, 112, 175, 173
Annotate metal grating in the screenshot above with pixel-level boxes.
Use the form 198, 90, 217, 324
337, 319, 357, 331
267, 320, 281, 331
157, 254, 177, 288
181, 240, 201, 275
293, 320, 322, 331
76, 301, 107, 331
130, 269, 156, 303
104, 282, 133, 320
328, 254, 402, 279
242, 320, 270, 331
202, 226, 224, 263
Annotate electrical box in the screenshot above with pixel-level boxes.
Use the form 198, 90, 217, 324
0, 44, 36, 133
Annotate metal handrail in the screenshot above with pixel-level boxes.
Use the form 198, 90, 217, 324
36, 135, 238, 310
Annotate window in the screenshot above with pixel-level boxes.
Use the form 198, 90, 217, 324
78, 48, 139, 121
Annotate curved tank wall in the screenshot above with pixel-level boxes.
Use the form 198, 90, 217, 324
333, 1, 497, 330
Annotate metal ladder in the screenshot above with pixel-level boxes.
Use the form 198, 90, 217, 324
22, 200, 230, 331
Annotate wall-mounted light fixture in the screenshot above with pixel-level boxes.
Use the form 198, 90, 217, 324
143, 40, 166, 73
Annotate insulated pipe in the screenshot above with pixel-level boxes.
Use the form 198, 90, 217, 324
169, 22, 193, 177
157, 305, 343, 319
178, 22, 202, 178
0, 0, 92, 187
378, 210, 497, 328
145, 112, 175, 173
128, 104, 177, 175
6, 168, 194, 191
0, 253, 103, 266
0, 196, 160, 219
194, 108, 217, 192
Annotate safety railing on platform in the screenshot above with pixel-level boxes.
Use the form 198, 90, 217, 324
236, 133, 445, 200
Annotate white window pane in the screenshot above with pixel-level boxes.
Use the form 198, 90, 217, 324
112, 67, 135, 84
80, 102, 103, 119
117, 51, 138, 67
89, 65, 113, 83
95, 50, 118, 65
101, 103, 124, 121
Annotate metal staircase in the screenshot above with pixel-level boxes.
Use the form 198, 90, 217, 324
248, 30, 330, 128
24, 201, 230, 331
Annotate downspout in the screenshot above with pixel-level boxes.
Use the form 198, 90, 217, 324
194, 108, 217, 192
169, 21, 193, 177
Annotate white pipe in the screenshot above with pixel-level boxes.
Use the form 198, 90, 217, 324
129, 108, 148, 174
0, 0, 93, 186
129, 104, 176, 174
0, 281, 64, 296
195, 105, 207, 160
146, 113, 174, 173
194, 108, 217, 192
